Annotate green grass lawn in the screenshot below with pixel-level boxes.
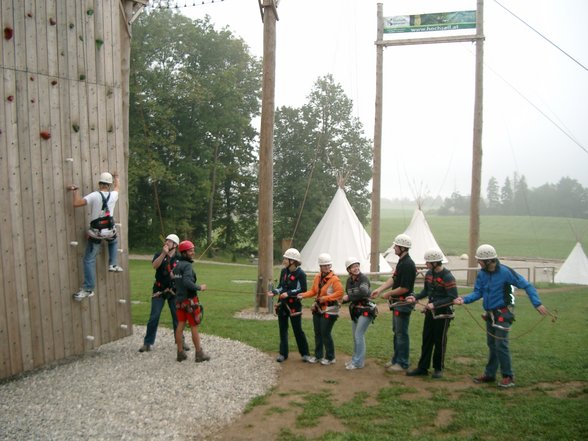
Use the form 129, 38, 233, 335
130, 258, 588, 441
376, 211, 588, 260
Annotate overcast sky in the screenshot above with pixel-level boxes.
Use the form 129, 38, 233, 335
166, 0, 588, 200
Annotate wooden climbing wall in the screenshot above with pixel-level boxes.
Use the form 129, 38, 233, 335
0, 0, 135, 380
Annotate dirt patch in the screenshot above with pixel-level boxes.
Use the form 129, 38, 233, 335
207, 355, 480, 441
532, 381, 587, 399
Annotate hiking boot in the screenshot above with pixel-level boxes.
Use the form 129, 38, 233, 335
406, 368, 428, 376
73, 289, 94, 302
498, 376, 515, 388
386, 363, 406, 372
320, 358, 336, 366
276, 355, 286, 362
432, 370, 443, 379
195, 350, 210, 363
177, 351, 187, 362
473, 374, 496, 384
108, 265, 124, 272
138, 344, 151, 353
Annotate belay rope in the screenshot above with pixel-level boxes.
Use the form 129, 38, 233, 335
411, 298, 558, 341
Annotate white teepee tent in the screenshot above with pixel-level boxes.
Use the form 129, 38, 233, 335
554, 242, 588, 285
300, 188, 391, 274
384, 207, 447, 266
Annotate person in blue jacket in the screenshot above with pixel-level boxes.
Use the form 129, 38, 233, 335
454, 244, 548, 388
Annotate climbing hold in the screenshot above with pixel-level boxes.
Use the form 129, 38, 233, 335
4, 27, 13, 40
40, 131, 51, 140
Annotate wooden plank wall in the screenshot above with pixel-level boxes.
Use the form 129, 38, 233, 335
0, 0, 133, 380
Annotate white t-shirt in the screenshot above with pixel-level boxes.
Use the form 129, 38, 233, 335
84, 191, 119, 222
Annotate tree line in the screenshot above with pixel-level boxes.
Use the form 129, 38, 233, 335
437, 174, 588, 218
128, 10, 372, 258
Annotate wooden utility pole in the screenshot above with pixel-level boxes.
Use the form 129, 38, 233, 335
467, 0, 484, 285
370, 3, 384, 274
256, 0, 279, 310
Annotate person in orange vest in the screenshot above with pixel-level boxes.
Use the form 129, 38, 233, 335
298, 253, 343, 365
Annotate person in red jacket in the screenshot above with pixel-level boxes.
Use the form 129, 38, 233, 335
298, 253, 343, 365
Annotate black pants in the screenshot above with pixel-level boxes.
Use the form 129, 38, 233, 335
312, 313, 338, 361
278, 312, 309, 358
417, 311, 452, 371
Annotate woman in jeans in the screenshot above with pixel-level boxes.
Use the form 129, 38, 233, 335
342, 258, 376, 370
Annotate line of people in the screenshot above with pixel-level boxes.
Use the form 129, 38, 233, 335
268, 234, 549, 388
77, 172, 548, 387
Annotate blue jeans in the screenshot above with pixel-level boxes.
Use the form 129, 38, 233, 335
391, 311, 411, 369
484, 318, 513, 377
82, 237, 118, 290
351, 315, 371, 368
312, 313, 338, 361
144, 295, 179, 346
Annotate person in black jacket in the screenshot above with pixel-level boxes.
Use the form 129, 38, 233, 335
173, 240, 209, 363
342, 258, 376, 370
406, 249, 457, 379
267, 248, 311, 363
139, 234, 189, 353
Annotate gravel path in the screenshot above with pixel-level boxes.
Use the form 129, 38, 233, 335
0, 326, 278, 441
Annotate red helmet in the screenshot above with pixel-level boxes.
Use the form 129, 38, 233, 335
178, 240, 195, 253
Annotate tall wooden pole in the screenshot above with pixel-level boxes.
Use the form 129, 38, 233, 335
467, 0, 485, 284
256, 1, 278, 310
370, 3, 384, 273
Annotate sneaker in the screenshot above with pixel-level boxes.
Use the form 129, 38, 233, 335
177, 351, 187, 362
138, 344, 151, 353
306, 356, 318, 364
301, 355, 312, 363
432, 370, 443, 379
276, 355, 286, 362
406, 368, 428, 376
108, 265, 124, 272
320, 358, 336, 366
386, 363, 406, 372
73, 289, 94, 302
498, 376, 515, 388
346, 363, 363, 370
384, 361, 394, 368
473, 374, 496, 384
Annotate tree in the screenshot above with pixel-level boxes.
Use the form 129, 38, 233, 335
486, 176, 501, 212
513, 174, 529, 215
273, 75, 372, 254
500, 177, 514, 214
128, 10, 261, 252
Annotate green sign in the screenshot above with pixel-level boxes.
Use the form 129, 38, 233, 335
384, 10, 476, 34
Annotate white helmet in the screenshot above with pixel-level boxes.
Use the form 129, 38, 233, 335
317, 253, 332, 266
166, 234, 180, 245
283, 248, 301, 263
99, 172, 113, 185
345, 257, 360, 270
393, 233, 412, 249
424, 248, 445, 263
475, 244, 497, 260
